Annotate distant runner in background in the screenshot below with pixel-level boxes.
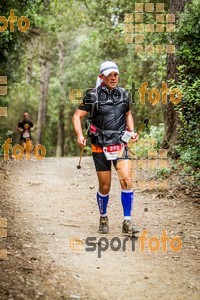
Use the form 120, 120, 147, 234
17, 112, 34, 147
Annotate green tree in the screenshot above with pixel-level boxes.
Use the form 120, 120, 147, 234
175, 0, 200, 172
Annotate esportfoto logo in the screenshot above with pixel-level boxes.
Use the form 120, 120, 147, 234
69, 230, 182, 258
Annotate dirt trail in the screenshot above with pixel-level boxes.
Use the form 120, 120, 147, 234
0, 157, 199, 299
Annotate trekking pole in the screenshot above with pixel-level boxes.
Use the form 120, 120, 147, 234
77, 147, 84, 169
137, 117, 149, 136
76, 126, 90, 169
126, 117, 149, 157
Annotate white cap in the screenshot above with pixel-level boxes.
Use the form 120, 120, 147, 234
96, 61, 119, 88
100, 61, 119, 76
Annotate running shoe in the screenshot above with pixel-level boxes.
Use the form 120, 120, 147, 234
99, 216, 109, 234
122, 220, 139, 236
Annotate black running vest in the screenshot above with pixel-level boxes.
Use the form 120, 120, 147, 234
78, 85, 130, 146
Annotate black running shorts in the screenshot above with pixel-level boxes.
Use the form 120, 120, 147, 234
92, 152, 118, 172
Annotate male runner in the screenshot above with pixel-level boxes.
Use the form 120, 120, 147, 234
72, 61, 138, 235
17, 112, 34, 146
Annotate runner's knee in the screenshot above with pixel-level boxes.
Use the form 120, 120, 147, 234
120, 178, 132, 190
99, 184, 111, 195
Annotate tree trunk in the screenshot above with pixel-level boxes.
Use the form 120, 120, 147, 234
37, 60, 51, 144
162, 0, 188, 151
56, 41, 65, 157
26, 42, 34, 85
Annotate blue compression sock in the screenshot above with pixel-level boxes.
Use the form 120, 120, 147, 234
121, 190, 134, 220
97, 191, 109, 216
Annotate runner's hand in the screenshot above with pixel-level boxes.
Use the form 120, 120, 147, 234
77, 136, 86, 148
131, 131, 138, 141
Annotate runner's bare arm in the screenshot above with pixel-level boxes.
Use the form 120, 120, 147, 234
72, 109, 88, 148
17, 126, 23, 133
126, 110, 138, 140
126, 110, 134, 131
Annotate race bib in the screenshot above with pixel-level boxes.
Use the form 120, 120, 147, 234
23, 130, 30, 138
103, 144, 124, 160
